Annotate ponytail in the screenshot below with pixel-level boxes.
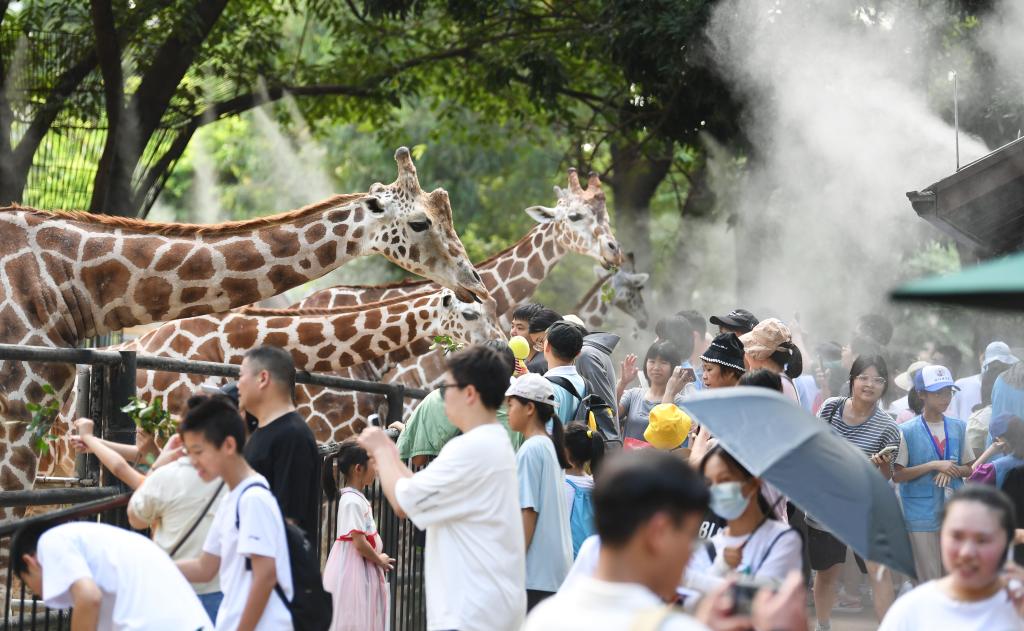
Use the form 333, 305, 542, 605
564, 422, 606, 476
772, 341, 803, 379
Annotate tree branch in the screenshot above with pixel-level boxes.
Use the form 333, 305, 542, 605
89, 0, 127, 211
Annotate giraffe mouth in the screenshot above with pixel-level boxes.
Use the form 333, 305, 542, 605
455, 285, 486, 304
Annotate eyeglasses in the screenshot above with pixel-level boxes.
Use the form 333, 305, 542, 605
437, 382, 465, 397
854, 375, 887, 386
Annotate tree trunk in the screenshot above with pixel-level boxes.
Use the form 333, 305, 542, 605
609, 141, 672, 275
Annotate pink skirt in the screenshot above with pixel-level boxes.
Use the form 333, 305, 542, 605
322, 538, 389, 631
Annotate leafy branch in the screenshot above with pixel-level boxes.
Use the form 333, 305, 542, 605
25, 383, 59, 455
429, 334, 463, 354
120, 396, 176, 442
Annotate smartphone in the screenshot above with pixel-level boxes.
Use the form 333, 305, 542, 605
679, 367, 697, 384
730, 583, 758, 616
875, 445, 898, 459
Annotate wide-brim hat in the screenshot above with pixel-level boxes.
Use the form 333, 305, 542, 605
709, 308, 759, 334
700, 333, 746, 373
983, 341, 1020, 370
644, 403, 692, 450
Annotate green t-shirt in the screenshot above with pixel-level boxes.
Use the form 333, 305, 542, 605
397, 389, 523, 459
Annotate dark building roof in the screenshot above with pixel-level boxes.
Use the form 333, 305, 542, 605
907, 136, 1024, 256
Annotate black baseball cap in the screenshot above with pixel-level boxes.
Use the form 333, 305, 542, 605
709, 309, 759, 334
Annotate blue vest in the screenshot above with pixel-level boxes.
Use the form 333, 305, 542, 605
898, 415, 966, 532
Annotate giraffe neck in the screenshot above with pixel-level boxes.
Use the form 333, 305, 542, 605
474, 222, 569, 321
0, 196, 382, 342
575, 274, 614, 331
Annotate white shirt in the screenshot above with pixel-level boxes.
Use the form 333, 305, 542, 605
37, 522, 211, 631
202, 474, 293, 631
395, 422, 525, 631
128, 459, 224, 594
686, 520, 802, 590
950, 373, 983, 421
524, 577, 709, 631
560, 535, 601, 592
888, 395, 910, 418
878, 580, 1023, 631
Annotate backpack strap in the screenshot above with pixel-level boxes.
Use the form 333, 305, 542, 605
751, 528, 802, 576
234, 481, 293, 609
546, 375, 582, 401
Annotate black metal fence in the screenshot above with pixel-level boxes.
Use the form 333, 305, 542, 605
0, 344, 429, 630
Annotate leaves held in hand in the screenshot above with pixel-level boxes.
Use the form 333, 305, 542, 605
120, 396, 177, 442
26, 384, 60, 455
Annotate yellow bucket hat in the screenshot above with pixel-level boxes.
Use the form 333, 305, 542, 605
644, 403, 692, 450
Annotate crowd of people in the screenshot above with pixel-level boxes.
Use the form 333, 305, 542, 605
10, 301, 1024, 631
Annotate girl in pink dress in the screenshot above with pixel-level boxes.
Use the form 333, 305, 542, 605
322, 439, 393, 631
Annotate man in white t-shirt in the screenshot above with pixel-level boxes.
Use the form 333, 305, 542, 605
12, 521, 212, 631
360, 344, 526, 631
524, 450, 809, 631
175, 394, 293, 631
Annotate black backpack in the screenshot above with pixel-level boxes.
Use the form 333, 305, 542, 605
546, 375, 616, 438
236, 482, 332, 631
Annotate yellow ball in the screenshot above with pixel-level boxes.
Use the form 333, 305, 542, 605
509, 336, 531, 360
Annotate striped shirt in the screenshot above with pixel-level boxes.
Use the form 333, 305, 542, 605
818, 396, 901, 457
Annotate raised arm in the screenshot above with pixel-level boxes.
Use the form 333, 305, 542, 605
359, 427, 414, 519
74, 418, 145, 489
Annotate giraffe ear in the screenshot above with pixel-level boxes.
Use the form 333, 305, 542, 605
524, 205, 559, 224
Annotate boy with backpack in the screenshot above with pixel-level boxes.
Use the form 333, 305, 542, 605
176, 394, 331, 631
542, 321, 617, 435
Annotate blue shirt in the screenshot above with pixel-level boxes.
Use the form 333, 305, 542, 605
517, 436, 573, 591
545, 366, 587, 424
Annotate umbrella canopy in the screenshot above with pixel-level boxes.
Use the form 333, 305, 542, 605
682, 387, 916, 578
890, 251, 1024, 310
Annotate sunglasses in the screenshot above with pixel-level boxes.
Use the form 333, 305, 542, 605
437, 382, 465, 397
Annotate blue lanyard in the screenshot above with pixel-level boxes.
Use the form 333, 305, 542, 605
920, 415, 949, 460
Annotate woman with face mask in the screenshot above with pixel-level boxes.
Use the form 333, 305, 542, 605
878, 485, 1024, 630
684, 446, 803, 592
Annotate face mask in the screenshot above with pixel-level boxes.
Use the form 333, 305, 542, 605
709, 481, 751, 521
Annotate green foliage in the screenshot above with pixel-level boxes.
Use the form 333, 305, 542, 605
120, 396, 177, 442
25, 383, 59, 455
429, 334, 463, 354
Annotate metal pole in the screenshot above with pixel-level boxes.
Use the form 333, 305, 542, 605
385, 385, 406, 428
954, 71, 960, 171
74, 365, 93, 483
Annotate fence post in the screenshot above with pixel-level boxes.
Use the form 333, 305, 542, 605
106, 351, 137, 447
74, 365, 96, 483
385, 384, 406, 428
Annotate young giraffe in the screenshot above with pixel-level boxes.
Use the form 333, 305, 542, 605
0, 147, 488, 499
45, 289, 503, 476
574, 262, 650, 332
295, 169, 625, 438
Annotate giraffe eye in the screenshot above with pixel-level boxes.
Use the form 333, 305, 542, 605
461, 311, 480, 321
568, 212, 584, 221
409, 220, 431, 232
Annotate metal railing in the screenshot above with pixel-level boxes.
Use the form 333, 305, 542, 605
0, 343, 430, 630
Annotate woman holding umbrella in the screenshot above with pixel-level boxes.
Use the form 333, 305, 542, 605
808, 354, 902, 630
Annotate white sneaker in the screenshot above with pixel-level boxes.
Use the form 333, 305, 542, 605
897, 581, 914, 597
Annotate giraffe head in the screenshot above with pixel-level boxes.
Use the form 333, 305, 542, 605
363, 147, 488, 303
595, 264, 650, 329
524, 168, 624, 268
435, 290, 506, 346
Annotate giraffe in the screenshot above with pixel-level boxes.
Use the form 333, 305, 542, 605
573, 260, 650, 332
295, 169, 625, 437
0, 146, 488, 497
44, 289, 503, 476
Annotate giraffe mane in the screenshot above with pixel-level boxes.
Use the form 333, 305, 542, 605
6, 193, 368, 237
239, 289, 438, 316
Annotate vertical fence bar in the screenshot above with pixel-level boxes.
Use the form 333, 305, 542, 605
385, 385, 405, 428
73, 366, 92, 484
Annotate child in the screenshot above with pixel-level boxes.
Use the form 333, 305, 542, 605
322, 439, 393, 631
894, 365, 974, 583
175, 394, 293, 631
562, 422, 605, 557
505, 374, 573, 611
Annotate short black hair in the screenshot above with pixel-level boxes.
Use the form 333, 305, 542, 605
848, 354, 889, 396
942, 485, 1016, 558
676, 309, 707, 339
446, 345, 511, 410
857, 314, 893, 347
655, 316, 695, 358
593, 450, 709, 546
512, 303, 545, 323
528, 308, 562, 334
243, 345, 296, 397
642, 340, 683, 381
11, 521, 52, 577
178, 394, 246, 450
546, 321, 584, 361
738, 368, 782, 392
480, 339, 516, 378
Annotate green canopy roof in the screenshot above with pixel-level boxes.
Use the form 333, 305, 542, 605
890, 252, 1024, 309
